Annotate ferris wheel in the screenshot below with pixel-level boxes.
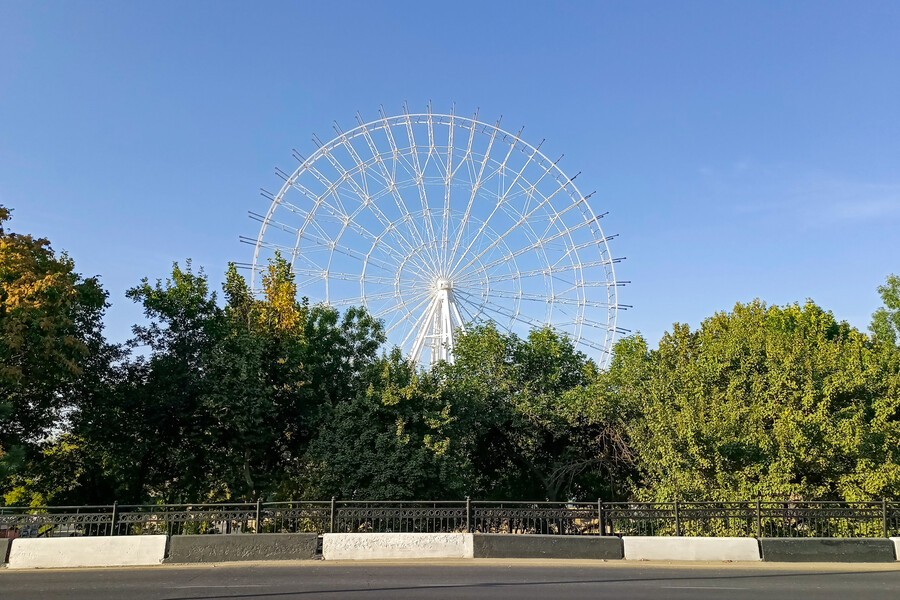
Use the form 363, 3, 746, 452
245, 104, 626, 367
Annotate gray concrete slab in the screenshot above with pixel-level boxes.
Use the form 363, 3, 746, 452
165, 533, 317, 563
472, 534, 623, 559
760, 538, 897, 562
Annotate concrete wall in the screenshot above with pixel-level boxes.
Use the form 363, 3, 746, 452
1, 538, 10, 564
891, 538, 900, 561
166, 533, 317, 563
623, 536, 761, 561
760, 538, 896, 562
6, 536, 168, 569
322, 533, 473, 560
472, 534, 623, 559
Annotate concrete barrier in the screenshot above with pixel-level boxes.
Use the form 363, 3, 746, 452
322, 533, 473, 560
760, 538, 896, 562
166, 533, 317, 563
472, 534, 623, 559
622, 536, 761, 561
891, 538, 900, 561
7, 535, 167, 569
1, 538, 10, 564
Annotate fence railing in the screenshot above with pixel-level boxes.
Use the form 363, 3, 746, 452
2, 499, 898, 539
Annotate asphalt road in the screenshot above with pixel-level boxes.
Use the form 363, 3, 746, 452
2, 560, 900, 600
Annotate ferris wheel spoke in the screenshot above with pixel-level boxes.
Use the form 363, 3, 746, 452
475, 257, 620, 285
377, 287, 431, 321
273, 199, 410, 269
401, 113, 441, 267
449, 186, 585, 281
440, 108, 454, 267
446, 129, 533, 272
452, 214, 601, 284
303, 157, 429, 267
295, 269, 397, 287
448, 109, 479, 180
383, 292, 433, 335
328, 288, 407, 307
490, 290, 613, 309
448, 119, 501, 265
358, 116, 434, 255
457, 292, 548, 332
454, 296, 480, 325
297, 160, 352, 220
255, 237, 401, 276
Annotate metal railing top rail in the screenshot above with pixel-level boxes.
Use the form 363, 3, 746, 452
0, 505, 114, 510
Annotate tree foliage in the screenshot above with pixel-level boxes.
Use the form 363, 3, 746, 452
3, 204, 900, 505
871, 274, 900, 346
0, 206, 107, 484
616, 300, 900, 501
437, 324, 634, 500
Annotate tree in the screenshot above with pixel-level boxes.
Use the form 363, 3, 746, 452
620, 300, 900, 501
871, 274, 900, 345
97, 260, 223, 502
203, 258, 386, 501
439, 324, 630, 500
67, 255, 388, 504
301, 349, 462, 500
0, 206, 107, 487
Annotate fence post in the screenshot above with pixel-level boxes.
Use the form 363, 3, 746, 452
110, 501, 118, 536
883, 498, 888, 539
466, 496, 472, 533
674, 499, 681, 537
330, 496, 335, 533
756, 498, 762, 538
598, 499, 605, 536
255, 498, 262, 534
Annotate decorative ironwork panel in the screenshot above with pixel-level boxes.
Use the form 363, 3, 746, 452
115, 504, 258, 536
0, 506, 113, 537
473, 502, 599, 535
759, 501, 885, 538
335, 502, 467, 533
262, 502, 331, 534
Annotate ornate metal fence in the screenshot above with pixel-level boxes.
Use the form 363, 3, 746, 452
2, 499, 899, 539
333, 501, 466, 533
473, 501, 599, 535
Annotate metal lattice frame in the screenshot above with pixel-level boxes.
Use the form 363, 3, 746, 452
245, 104, 626, 366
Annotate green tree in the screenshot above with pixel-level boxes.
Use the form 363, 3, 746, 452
302, 349, 462, 500
203, 258, 385, 501
0, 206, 107, 488
620, 300, 900, 501
68, 255, 388, 504
440, 324, 630, 500
871, 274, 900, 345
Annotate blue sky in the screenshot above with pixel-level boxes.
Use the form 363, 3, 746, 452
2, 1, 898, 348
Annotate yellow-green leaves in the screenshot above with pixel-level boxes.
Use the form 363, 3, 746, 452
0, 205, 106, 473
624, 299, 900, 501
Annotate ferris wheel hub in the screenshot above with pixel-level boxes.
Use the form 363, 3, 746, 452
435, 278, 452, 290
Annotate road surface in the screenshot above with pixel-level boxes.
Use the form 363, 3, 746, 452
2, 559, 900, 599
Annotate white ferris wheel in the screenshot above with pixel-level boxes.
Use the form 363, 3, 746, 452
245, 105, 626, 367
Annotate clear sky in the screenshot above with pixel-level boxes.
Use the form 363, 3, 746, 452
2, 1, 898, 348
